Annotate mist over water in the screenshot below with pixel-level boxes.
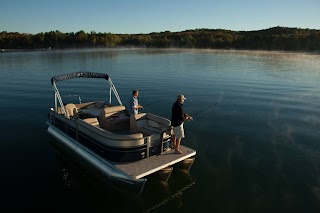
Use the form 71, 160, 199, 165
1, 48, 320, 212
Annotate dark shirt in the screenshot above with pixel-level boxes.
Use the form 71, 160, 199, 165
171, 101, 185, 127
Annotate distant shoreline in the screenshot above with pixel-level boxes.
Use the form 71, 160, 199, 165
2, 27, 320, 53
1, 47, 319, 55
1, 27, 320, 52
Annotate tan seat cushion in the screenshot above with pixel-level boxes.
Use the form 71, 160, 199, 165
65, 103, 78, 119
98, 105, 129, 131
83, 118, 99, 127
100, 105, 126, 118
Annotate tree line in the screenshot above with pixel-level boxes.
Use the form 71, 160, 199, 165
0, 27, 319, 51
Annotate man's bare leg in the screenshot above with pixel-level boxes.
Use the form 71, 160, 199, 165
171, 134, 176, 149
175, 138, 182, 154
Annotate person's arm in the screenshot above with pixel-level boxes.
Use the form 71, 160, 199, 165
132, 98, 143, 110
135, 100, 143, 109
179, 105, 185, 122
184, 113, 193, 121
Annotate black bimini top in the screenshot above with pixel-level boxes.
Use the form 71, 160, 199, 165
51, 72, 109, 85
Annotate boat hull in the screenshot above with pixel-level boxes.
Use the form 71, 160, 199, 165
47, 125, 147, 194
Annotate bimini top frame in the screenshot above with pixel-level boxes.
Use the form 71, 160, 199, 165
51, 72, 122, 115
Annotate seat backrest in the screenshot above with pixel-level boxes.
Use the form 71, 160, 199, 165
99, 105, 126, 119
130, 113, 171, 134
130, 113, 146, 133
65, 103, 78, 119
146, 113, 171, 126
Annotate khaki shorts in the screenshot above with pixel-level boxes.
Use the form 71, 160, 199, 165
172, 123, 185, 139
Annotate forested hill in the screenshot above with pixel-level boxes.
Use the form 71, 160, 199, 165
1, 27, 319, 51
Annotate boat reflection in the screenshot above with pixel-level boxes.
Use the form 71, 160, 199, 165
49, 138, 195, 212
142, 169, 195, 212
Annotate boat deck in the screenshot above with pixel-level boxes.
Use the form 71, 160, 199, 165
113, 145, 196, 179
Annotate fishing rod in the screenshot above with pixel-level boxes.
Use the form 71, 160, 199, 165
142, 97, 227, 119
137, 100, 162, 112
190, 97, 227, 118
143, 99, 165, 107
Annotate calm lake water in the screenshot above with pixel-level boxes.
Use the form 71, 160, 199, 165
1, 48, 320, 213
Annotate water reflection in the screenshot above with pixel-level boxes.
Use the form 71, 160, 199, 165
142, 169, 195, 212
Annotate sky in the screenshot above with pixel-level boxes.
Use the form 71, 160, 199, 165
1, 0, 319, 34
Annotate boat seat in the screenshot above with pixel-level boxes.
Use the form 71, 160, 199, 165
130, 113, 171, 137
76, 101, 106, 117
83, 117, 100, 127
98, 105, 130, 131
80, 108, 102, 117
65, 103, 78, 119
95, 101, 105, 108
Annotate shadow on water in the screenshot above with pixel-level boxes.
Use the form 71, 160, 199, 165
142, 169, 195, 213
48, 137, 195, 213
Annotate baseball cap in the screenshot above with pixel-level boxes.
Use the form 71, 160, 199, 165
177, 94, 186, 101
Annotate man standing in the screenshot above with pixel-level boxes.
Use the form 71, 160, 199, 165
129, 89, 143, 115
171, 94, 192, 154
129, 89, 143, 133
